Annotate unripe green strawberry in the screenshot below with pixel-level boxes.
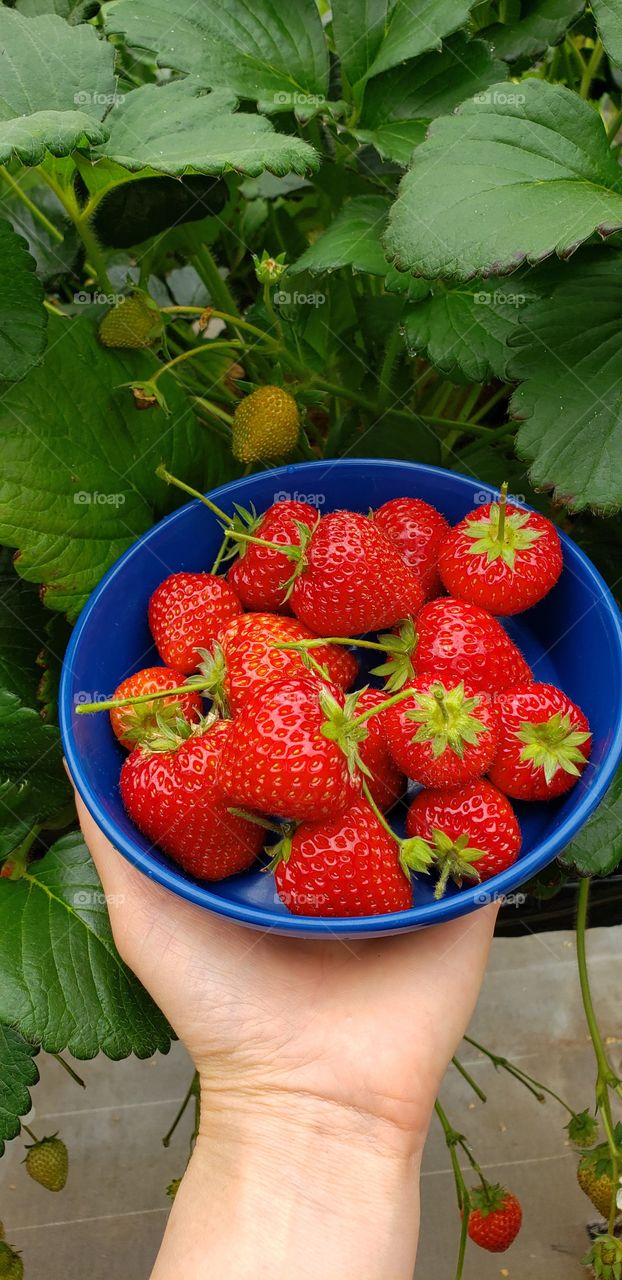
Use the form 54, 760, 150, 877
0, 1242, 23, 1279
231, 385, 300, 463
577, 1144, 619, 1219
24, 1134, 68, 1192
98, 291, 164, 350
583, 1234, 622, 1279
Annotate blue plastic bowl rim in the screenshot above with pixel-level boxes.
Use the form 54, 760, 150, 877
60, 459, 622, 935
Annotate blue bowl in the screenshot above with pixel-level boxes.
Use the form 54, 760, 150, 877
60, 460, 622, 938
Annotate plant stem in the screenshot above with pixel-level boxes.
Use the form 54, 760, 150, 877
0, 167, 64, 241
434, 1099, 477, 1279
607, 101, 622, 142
210, 532, 233, 573
151, 341, 243, 385
155, 465, 233, 524
351, 685, 418, 727
463, 1035, 560, 1107
361, 779, 399, 843
74, 212, 115, 294
22, 1123, 39, 1143
579, 38, 604, 98
277, 636, 387, 654
227, 808, 283, 832
452, 1056, 487, 1103
496, 481, 508, 542
377, 324, 404, 409
470, 384, 509, 424
191, 247, 239, 317
76, 680, 209, 715
192, 395, 236, 427
52, 1054, 86, 1088
163, 1072, 199, 1148
263, 280, 284, 343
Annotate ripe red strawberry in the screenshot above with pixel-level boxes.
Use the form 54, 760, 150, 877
466, 1184, 522, 1252
414, 597, 532, 694
227, 500, 316, 613
383, 677, 499, 788
217, 676, 362, 821
355, 688, 406, 812
109, 666, 203, 750
274, 799, 413, 917
489, 682, 591, 800
148, 572, 241, 674
201, 612, 358, 716
439, 488, 562, 615
291, 510, 424, 636
374, 496, 449, 598
406, 780, 522, 894
120, 719, 264, 880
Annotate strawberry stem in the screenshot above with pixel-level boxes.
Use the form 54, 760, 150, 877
22, 1124, 39, 1144
162, 1072, 199, 1148
463, 1035, 576, 1112
227, 808, 283, 833
155, 464, 234, 525
350, 685, 418, 727
361, 778, 399, 843
434, 687, 449, 724
496, 481, 508, 544
75, 681, 208, 715
226, 528, 302, 561
277, 636, 387, 654
452, 1056, 487, 1104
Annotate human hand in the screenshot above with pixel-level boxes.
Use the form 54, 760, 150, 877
75, 791, 498, 1279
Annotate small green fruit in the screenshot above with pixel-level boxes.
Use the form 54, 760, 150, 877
0, 1241, 24, 1279
98, 291, 164, 350
231, 385, 300, 464
24, 1134, 68, 1192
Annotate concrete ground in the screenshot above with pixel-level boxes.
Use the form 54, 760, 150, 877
1, 926, 620, 1279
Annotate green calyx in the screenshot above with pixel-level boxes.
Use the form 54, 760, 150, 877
137, 708, 217, 754
196, 645, 230, 717
114, 696, 192, 748
463, 483, 543, 570
583, 1235, 622, 1280
578, 1132, 622, 1180
401, 680, 489, 760
427, 828, 485, 900
370, 618, 419, 692
0, 1241, 23, 1279
468, 1182, 508, 1217
224, 517, 316, 600
319, 686, 371, 778
515, 711, 591, 784
399, 836, 434, 878
567, 1109, 600, 1149
263, 823, 297, 872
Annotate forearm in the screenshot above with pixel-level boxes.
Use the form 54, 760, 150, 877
152, 1092, 423, 1280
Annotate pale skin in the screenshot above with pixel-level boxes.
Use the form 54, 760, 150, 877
75, 792, 498, 1280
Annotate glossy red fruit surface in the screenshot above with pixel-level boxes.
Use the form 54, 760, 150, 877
489, 682, 591, 800
415, 598, 532, 694
120, 721, 264, 880
148, 572, 241, 674
217, 676, 360, 822
374, 496, 449, 598
109, 666, 203, 750
213, 613, 358, 715
291, 510, 424, 636
439, 499, 562, 615
383, 676, 499, 788
355, 688, 406, 812
406, 780, 522, 884
227, 500, 316, 613
274, 799, 413, 917
467, 1186, 523, 1253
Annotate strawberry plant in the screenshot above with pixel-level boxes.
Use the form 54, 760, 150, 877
1, 1, 622, 1275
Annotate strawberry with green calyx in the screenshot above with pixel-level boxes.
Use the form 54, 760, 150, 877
566, 1109, 600, 1149
231, 385, 300, 463
489, 682, 591, 800
0, 1242, 23, 1280
23, 1129, 68, 1191
414, 596, 533, 693
382, 676, 499, 788
584, 1235, 622, 1280
226, 500, 317, 613
466, 1183, 522, 1252
252, 249, 287, 284
197, 613, 358, 717
272, 797, 424, 918
578, 1137, 622, 1220
108, 666, 204, 750
148, 571, 242, 674
279, 619, 419, 693
120, 718, 265, 880
98, 289, 164, 350
217, 677, 364, 822
438, 482, 563, 615
374, 496, 449, 599
406, 780, 522, 897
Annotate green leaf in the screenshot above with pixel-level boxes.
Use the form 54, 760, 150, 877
0, 689, 71, 857
103, 0, 329, 109
92, 175, 228, 250
0, 220, 47, 382
404, 276, 540, 382
560, 764, 622, 877
591, 0, 622, 67
0, 832, 172, 1058
290, 196, 391, 275
15, 0, 98, 20
385, 79, 622, 281
509, 249, 622, 511
0, 8, 114, 165
342, 409, 441, 465
356, 34, 505, 164
481, 0, 586, 62
0, 314, 234, 620
0, 568, 47, 708
90, 81, 317, 178
0, 1025, 39, 1156
331, 0, 480, 85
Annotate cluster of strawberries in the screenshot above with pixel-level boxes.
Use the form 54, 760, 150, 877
90, 486, 592, 919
